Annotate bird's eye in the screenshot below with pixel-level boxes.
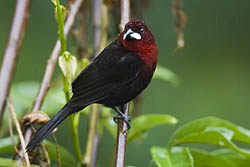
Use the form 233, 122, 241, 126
140, 28, 145, 34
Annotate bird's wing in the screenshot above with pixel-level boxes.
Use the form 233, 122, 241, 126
69, 41, 142, 107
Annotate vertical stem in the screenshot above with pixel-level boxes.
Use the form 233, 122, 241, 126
120, 0, 130, 31
83, 104, 100, 166
56, 0, 67, 53
83, 0, 103, 166
69, 115, 82, 162
56, 0, 83, 163
115, 104, 130, 167
0, 0, 31, 126
115, 1, 130, 166
92, 0, 102, 58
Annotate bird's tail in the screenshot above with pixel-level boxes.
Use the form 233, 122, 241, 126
26, 103, 82, 152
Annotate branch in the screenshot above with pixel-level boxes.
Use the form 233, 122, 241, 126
8, 111, 21, 158
119, 0, 130, 31
115, 104, 130, 167
115, 1, 130, 166
92, 0, 102, 59
7, 98, 30, 167
83, 0, 103, 165
83, 104, 100, 166
0, 0, 31, 126
31, 0, 84, 113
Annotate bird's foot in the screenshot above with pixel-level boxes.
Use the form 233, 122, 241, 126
112, 107, 131, 130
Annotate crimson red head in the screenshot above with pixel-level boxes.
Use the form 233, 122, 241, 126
120, 19, 158, 69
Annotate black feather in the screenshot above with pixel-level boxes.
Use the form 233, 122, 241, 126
26, 104, 82, 152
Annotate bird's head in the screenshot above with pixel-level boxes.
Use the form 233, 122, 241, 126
119, 20, 158, 68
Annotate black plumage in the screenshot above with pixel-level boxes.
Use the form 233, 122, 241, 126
26, 38, 154, 151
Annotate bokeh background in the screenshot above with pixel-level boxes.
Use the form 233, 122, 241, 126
1, 0, 250, 166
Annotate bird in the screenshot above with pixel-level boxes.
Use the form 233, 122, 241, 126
26, 19, 158, 151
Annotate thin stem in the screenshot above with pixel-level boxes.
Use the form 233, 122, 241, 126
69, 115, 82, 162
83, 0, 103, 166
92, 0, 102, 59
52, 133, 62, 167
7, 98, 30, 167
115, 1, 130, 166
63, 77, 71, 101
0, 0, 31, 126
56, 0, 67, 53
83, 104, 100, 166
120, 0, 130, 31
8, 112, 21, 158
63, 75, 82, 162
55, 0, 82, 162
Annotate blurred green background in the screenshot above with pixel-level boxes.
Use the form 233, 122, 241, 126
1, 0, 250, 166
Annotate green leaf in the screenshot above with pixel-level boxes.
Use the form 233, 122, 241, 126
191, 148, 250, 167
168, 117, 250, 158
150, 146, 194, 167
171, 147, 194, 167
128, 114, 178, 142
0, 136, 17, 154
103, 114, 177, 142
191, 148, 236, 167
0, 157, 39, 167
151, 146, 172, 167
44, 140, 76, 166
212, 149, 250, 166
153, 65, 179, 86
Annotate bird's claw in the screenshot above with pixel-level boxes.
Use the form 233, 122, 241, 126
113, 113, 131, 130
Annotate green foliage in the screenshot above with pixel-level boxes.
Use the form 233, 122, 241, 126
103, 113, 177, 142
128, 114, 177, 142
44, 140, 77, 166
0, 136, 17, 154
150, 146, 194, 167
168, 117, 250, 157
153, 65, 179, 86
0, 157, 39, 167
0, 136, 76, 166
169, 117, 250, 146
191, 148, 250, 167
150, 117, 250, 167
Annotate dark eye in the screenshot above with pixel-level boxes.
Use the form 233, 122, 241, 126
140, 28, 145, 34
